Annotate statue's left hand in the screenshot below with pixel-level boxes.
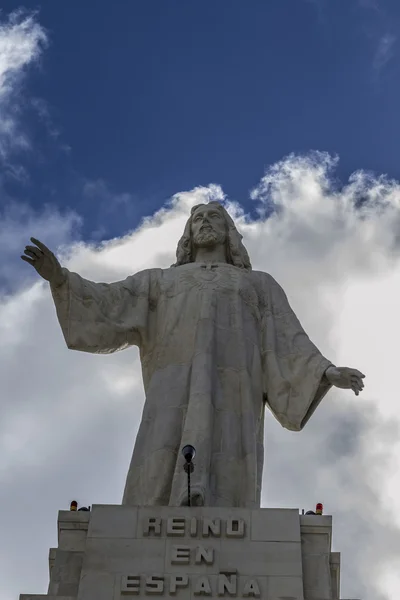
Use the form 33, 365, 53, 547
325, 366, 365, 396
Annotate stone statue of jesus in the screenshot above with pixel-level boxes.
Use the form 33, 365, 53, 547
22, 202, 365, 508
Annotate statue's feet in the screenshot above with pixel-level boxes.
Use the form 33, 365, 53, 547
179, 486, 205, 507
190, 492, 204, 506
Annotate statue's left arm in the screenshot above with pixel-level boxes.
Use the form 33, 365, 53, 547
257, 272, 364, 431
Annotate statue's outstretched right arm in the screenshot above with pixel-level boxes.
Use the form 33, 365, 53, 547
21, 237, 66, 287
21, 238, 153, 354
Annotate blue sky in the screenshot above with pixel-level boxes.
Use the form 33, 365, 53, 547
3, 2, 400, 600
1, 0, 400, 240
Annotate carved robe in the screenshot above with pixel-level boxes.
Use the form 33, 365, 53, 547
51, 262, 332, 507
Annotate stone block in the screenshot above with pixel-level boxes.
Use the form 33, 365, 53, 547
251, 508, 301, 542
300, 515, 332, 527
219, 540, 303, 577
88, 504, 138, 539
330, 552, 340, 600
302, 552, 332, 600
20, 597, 76, 600
48, 548, 56, 579
301, 530, 331, 554
47, 550, 83, 596
300, 515, 333, 599
58, 510, 90, 552
58, 510, 90, 534
267, 575, 304, 600
300, 515, 332, 554
83, 537, 167, 574
58, 529, 87, 551
301, 512, 332, 579
77, 571, 116, 600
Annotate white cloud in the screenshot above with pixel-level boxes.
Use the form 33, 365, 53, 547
0, 10, 47, 159
2, 153, 400, 600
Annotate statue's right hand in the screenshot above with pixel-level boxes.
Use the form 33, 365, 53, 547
21, 237, 66, 287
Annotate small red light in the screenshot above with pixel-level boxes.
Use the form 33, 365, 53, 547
70, 500, 78, 511
315, 503, 323, 515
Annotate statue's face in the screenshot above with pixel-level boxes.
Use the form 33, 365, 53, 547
191, 205, 227, 248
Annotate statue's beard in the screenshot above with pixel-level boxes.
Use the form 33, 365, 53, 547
193, 228, 225, 248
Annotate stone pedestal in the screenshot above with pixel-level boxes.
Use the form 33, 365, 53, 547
19, 506, 357, 600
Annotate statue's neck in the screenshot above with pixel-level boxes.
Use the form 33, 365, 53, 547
194, 244, 227, 264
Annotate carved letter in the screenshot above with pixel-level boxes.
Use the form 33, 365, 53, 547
217, 574, 237, 596
170, 545, 191, 564
202, 518, 221, 537
194, 575, 212, 596
190, 516, 198, 537
121, 575, 140, 594
167, 517, 186, 536
170, 575, 189, 594
195, 545, 214, 565
242, 578, 260, 597
226, 518, 245, 538
145, 575, 164, 594
142, 517, 161, 536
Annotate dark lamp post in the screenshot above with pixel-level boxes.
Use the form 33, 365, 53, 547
181, 445, 196, 507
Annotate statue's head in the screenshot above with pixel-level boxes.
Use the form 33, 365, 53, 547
173, 201, 252, 270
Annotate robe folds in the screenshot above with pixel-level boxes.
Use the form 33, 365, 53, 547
51, 262, 332, 508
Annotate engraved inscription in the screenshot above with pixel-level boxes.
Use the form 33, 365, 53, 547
190, 516, 198, 537
143, 518, 161, 537
195, 545, 214, 565
226, 519, 245, 538
121, 575, 261, 597
218, 574, 237, 596
242, 579, 260, 598
128, 513, 258, 597
202, 518, 221, 537
169, 575, 189, 594
169, 544, 214, 565
166, 517, 185, 536
145, 575, 164, 595
170, 545, 190, 565
194, 576, 212, 596
141, 516, 246, 538
121, 575, 140, 594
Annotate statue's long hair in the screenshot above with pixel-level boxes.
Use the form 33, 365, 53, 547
172, 201, 252, 270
